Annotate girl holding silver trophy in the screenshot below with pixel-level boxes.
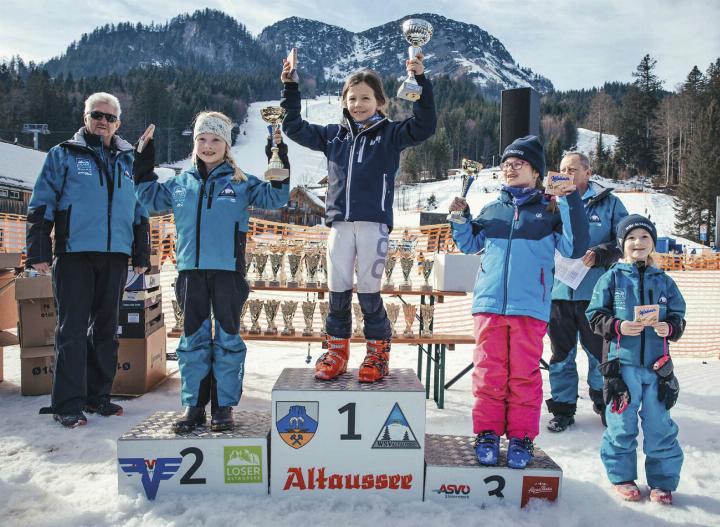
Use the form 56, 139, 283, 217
279, 50, 436, 383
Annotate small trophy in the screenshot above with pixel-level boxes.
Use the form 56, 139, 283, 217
420, 304, 435, 338
319, 249, 328, 289
402, 303, 417, 337
269, 249, 283, 287
239, 301, 249, 334
386, 303, 400, 338
384, 251, 397, 291
319, 301, 329, 335
421, 258, 434, 292
171, 299, 184, 335
287, 250, 302, 288
302, 300, 316, 336
304, 249, 321, 288
353, 303, 364, 337
248, 299, 264, 335
263, 299, 280, 335
254, 251, 269, 287
397, 19, 434, 102
399, 251, 415, 291
281, 300, 298, 336
447, 159, 482, 224
260, 106, 289, 181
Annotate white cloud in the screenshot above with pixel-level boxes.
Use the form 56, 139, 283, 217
0, 0, 717, 90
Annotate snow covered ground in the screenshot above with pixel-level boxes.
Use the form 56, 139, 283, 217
1, 338, 719, 526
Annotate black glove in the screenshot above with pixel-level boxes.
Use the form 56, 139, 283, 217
131, 219, 151, 269
598, 359, 630, 414
133, 138, 155, 183
654, 356, 679, 410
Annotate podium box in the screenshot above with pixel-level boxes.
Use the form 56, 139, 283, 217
117, 410, 270, 499
424, 435, 562, 507
271, 368, 425, 501
433, 253, 482, 293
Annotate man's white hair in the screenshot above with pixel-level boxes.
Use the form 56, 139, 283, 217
84, 92, 121, 117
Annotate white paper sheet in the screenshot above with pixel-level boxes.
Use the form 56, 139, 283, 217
554, 250, 590, 290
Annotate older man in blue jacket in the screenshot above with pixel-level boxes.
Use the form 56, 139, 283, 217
27, 92, 150, 428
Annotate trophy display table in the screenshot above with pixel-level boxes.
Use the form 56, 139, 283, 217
117, 410, 270, 500
424, 435, 562, 507
271, 367, 425, 502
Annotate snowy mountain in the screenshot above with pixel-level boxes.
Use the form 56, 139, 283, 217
43, 10, 552, 94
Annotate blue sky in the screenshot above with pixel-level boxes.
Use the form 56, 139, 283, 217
1, 0, 718, 91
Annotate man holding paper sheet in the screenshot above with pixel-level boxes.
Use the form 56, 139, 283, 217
546, 152, 628, 432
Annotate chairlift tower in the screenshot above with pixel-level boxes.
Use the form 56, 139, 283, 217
22, 124, 50, 150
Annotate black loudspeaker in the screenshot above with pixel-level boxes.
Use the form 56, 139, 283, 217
500, 87, 540, 154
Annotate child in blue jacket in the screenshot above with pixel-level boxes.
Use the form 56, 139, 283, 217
133, 111, 289, 433
280, 55, 436, 383
586, 215, 686, 505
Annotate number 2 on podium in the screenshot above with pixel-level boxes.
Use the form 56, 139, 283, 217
338, 403, 362, 440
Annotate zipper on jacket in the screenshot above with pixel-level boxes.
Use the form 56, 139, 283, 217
501, 202, 518, 313
357, 136, 367, 163
639, 265, 646, 365
381, 173, 387, 212
195, 179, 207, 268
207, 182, 215, 209
540, 268, 546, 302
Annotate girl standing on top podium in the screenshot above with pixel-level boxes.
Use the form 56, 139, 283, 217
448, 136, 589, 469
279, 55, 436, 383
133, 112, 289, 433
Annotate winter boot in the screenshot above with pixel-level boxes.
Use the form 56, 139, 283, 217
358, 339, 390, 383
547, 414, 575, 433
613, 481, 642, 502
315, 335, 350, 380
53, 412, 88, 428
649, 488, 673, 505
473, 431, 500, 466
211, 406, 234, 432
172, 406, 206, 434
507, 436, 534, 469
85, 398, 124, 417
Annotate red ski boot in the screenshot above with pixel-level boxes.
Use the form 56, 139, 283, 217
358, 339, 390, 383
315, 335, 350, 380
649, 488, 672, 505
613, 481, 642, 502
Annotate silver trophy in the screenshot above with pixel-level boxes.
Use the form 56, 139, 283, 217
263, 299, 280, 335
287, 250, 302, 288
248, 299, 264, 335
383, 250, 397, 291
353, 303, 364, 337
420, 304, 435, 338
269, 250, 283, 287
319, 301, 329, 335
386, 303, 400, 338
319, 249, 328, 289
239, 301, 249, 334
397, 19, 434, 102
281, 300, 298, 336
301, 300, 316, 337
254, 251, 269, 287
399, 250, 415, 291
260, 106, 289, 181
447, 159, 482, 224
402, 303, 417, 338
421, 258, 434, 292
171, 299, 184, 335
304, 250, 321, 288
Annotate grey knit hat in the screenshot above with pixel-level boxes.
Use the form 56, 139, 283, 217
193, 113, 232, 146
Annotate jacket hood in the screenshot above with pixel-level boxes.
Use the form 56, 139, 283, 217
63, 127, 133, 152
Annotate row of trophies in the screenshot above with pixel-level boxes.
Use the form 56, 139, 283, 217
238, 299, 436, 339
245, 240, 436, 292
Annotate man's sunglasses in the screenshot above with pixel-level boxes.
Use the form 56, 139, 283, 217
88, 110, 118, 123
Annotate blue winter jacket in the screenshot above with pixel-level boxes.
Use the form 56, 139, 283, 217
452, 189, 589, 322
552, 183, 628, 301
280, 75, 436, 229
586, 262, 686, 368
135, 163, 289, 272
26, 128, 150, 266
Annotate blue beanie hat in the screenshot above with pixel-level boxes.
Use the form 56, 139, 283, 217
616, 214, 657, 248
501, 135, 546, 178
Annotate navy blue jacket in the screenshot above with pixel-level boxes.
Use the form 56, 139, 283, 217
552, 184, 628, 301
452, 189, 589, 322
280, 75, 436, 228
586, 262, 686, 367
26, 128, 150, 267
135, 163, 289, 272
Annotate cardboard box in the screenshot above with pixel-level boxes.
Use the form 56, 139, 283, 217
117, 301, 163, 338
0, 330, 19, 382
433, 253, 482, 292
125, 269, 161, 292
15, 274, 56, 347
121, 289, 162, 310
0, 269, 18, 330
123, 285, 161, 302
112, 324, 167, 395
0, 252, 22, 269
20, 345, 55, 395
